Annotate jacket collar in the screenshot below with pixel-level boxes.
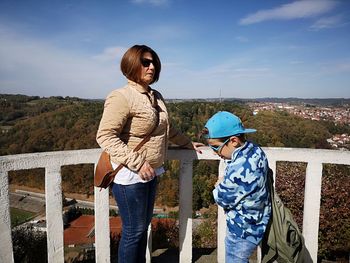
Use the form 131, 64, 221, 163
128, 80, 151, 94
227, 141, 251, 164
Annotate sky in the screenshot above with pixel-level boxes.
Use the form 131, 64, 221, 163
0, 0, 349, 99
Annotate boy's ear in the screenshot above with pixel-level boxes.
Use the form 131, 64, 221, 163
230, 136, 240, 147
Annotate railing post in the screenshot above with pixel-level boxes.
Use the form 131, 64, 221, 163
217, 160, 226, 262
45, 165, 64, 263
0, 170, 14, 263
146, 224, 152, 263
179, 159, 193, 262
94, 186, 111, 263
303, 161, 323, 262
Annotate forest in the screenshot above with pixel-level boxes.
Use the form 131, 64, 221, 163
3, 93, 347, 154
1, 94, 349, 261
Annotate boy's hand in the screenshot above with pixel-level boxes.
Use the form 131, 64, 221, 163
191, 141, 205, 154
215, 177, 224, 187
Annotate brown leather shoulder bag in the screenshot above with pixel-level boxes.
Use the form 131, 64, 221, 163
94, 133, 154, 189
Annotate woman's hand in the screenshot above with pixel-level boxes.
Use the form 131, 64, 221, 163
138, 161, 156, 181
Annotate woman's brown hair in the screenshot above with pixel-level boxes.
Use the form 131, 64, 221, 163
120, 45, 161, 85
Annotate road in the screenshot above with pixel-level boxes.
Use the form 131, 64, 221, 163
11, 189, 165, 215
11, 189, 118, 211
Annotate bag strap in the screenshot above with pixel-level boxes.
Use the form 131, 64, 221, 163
267, 168, 275, 201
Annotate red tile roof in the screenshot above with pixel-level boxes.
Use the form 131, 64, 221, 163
64, 215, 175, 246
64, 215, 95, 245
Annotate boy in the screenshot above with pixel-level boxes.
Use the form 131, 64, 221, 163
203, 111, 271, 263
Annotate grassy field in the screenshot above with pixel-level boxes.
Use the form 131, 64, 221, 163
10, 207, 36, 227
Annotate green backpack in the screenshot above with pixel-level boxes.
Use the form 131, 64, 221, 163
261, 169, 312, 263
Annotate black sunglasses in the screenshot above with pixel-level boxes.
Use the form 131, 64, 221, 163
141, 58, 153, 67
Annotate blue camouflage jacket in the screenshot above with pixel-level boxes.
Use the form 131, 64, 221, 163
213, 141, 271, 245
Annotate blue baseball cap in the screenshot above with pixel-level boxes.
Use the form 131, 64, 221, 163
204, 111, 256, 139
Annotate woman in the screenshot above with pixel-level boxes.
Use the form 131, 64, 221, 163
96, 45, 202, 263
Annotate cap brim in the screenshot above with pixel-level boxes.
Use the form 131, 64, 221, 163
241, 128, 256, 134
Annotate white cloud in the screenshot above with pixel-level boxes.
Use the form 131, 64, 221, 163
336, 63, 350, 72
0, 26, 124, 99
92, 46, 126, 63
319, 61, 350, 73
145, 24, 189, 40
289, 60, 304, 65
310, 15, 345, 30
130, 0, 170, 6
239, 0, 338, 25
176, 62, 272, 81
236, 36, 249, 42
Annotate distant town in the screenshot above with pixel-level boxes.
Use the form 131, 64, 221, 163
248, 101, 350, 150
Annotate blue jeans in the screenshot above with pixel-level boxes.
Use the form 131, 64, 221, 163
111, 178, 157, 263
225, 232, 257, 263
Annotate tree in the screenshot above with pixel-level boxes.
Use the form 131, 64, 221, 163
193, 204, 217, 248
318, 164, 350, 261
193, 160, 218, 211
12, 225, 48, 263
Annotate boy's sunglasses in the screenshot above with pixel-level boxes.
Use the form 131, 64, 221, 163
208, 138, 230, 152
141, 58, 153, 67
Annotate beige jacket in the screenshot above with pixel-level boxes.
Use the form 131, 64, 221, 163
96, 80, 192, 172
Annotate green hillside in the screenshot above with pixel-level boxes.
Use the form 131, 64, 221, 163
0, 94, 339, 155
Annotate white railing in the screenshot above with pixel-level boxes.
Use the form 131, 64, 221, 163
1, 147, 350, 263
